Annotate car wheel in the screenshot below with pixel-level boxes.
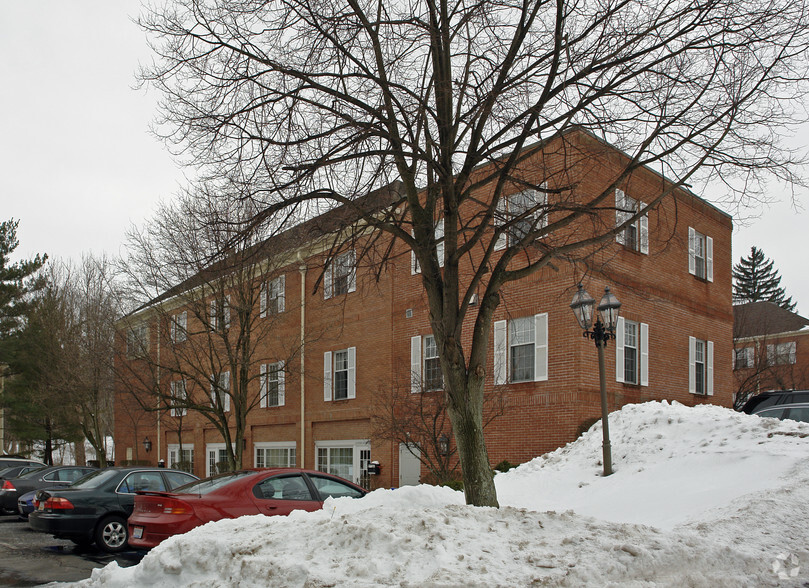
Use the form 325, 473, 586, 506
95, 515, 128, 553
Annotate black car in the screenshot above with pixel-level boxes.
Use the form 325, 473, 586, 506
0, 465, 46, 482
29, 467, 198, 553
740, 389, 809, 414
0, 456, 46, 471
0, 465, 97, 512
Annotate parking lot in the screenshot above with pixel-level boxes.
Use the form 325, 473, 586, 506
0, 514, 143, 586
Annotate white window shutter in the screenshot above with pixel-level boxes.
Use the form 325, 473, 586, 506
260, 364, 267, 408
688, 227, 696, 276
615, 189, 626, 245
323, 351, 332, 401
348, 250, 357, 293
639, 214, 649, 254
537, 185, 548, 229
278, 361, 286, 406
706, 236, 714, 282
224, 296, 231, 330
494, 199, 507, 251
223, 372, 230, 412
493, 320, 507, 385
411, 335, 422, 393
534, 313, 548, 382
170, 317, 176, 342
706, 340, 714, 396
210, 300, 217, 330
209, 375, 216, 408
615, 316, 625, 383
435, 219, 445, 268
688, 336, 696, 394
324, 264, 333, 299
789, 342, 797, 364
347, 346, 356, 399
260, 283, 267, 317
640, 322, 649, 386
278, 275, 286, 313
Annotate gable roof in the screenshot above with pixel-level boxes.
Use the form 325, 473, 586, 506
734, 302, 809, 339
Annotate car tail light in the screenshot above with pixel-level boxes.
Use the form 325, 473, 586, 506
161, 498, 192, 515
43, 497, 74, 510
1, 481, 15, 491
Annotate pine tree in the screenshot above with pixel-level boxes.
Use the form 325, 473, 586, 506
732, 246, 796, 311
0, 219, 48, 340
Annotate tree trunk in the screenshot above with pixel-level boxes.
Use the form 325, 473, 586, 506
445, 373, 498, 507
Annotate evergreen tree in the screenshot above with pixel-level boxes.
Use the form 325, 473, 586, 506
733, 246, 796, 311
0, 219, 47, 340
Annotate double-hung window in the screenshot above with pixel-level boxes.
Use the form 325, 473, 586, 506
211, 371, 230, 412
767, 341, 796, 366
494, 186, 548, 251
170, 311, 187, 343
689, 336, 714, 395
411, 220, 445, 274
126, 324, 149, 358
493, 314, 549, 384
168, 444, 194, 473
615, 189, 649, 254
170, 380, 187, 416
688, 228, 713, 282
261, 275, 285, 316
325, 250, 356, 299
323, 347, 356, 401
615, 318, 649, 385
733, 347, 755, 370
410, 334, 444, 392
260, 361, 285, 407
209, 296, 231, 332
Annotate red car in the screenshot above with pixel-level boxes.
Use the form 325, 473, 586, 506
127, 468, 367, 549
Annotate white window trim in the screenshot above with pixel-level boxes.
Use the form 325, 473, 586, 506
688, 336, 714, 395
167, 443, 195, 469
314, 439, 370, 485
615, 189, 649, 254
260, 275, 286, 317
688, 227, 713, 282
324, 250, 356, 299
126, 324, 150, 357
170, 311, 188, 343
767, 341, 797, 366
205, 443, 235, 478
410, 334, 443, 393
169, 380, 187, 417
323, 347, 356, 401
411, 220, 445, 275
494, 186, 549, 251
733, 346, 755, 370
209, 295, 231, 331
615, 317, 649, 386
260, 361, 286, 407
493, 313, 548, 385
254, 441, 296, 468
210, 371, 231, 412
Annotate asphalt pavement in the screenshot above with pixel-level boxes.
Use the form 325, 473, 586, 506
0, 514, 143, 586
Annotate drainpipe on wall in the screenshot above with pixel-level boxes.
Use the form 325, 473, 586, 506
156, 325, 162, 461
298, 257, 307, 468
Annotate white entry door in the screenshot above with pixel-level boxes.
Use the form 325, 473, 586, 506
398, 443, 421, 487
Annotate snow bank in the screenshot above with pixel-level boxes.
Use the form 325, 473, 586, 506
67, 401, 809, 587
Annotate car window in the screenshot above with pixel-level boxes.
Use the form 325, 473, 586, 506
120, 472, 167, 493
43, 471, 59, 481
71, 469, 120, 489
57, 468, 89, 482
174, 471, 255, 495
789, 392, 809, 403
756, 407, 787, 419
164, 471, 198, 489
253, 475, 315, 501
308, 475, 364, 499
785, 407, 809, 423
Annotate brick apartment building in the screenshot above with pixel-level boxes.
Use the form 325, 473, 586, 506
733, 302, 809, 407
114, 129, 733, 489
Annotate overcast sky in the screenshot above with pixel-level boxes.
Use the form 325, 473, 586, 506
1, 2, 807, 313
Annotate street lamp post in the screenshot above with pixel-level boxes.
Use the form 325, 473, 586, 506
570, 284, 622, 476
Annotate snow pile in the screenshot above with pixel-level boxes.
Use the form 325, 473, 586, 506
68, 401, 809, 587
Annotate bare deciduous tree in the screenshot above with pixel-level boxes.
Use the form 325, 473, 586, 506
140, 0, 809, 505
116, 189, 303, 471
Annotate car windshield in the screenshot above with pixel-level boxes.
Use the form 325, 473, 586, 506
70, 469, 122, 489
173, 471, 255, 495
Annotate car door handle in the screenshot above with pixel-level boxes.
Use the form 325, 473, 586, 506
264, 506, 279, 511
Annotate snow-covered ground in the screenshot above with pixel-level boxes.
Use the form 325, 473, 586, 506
67, 401, 809, 587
